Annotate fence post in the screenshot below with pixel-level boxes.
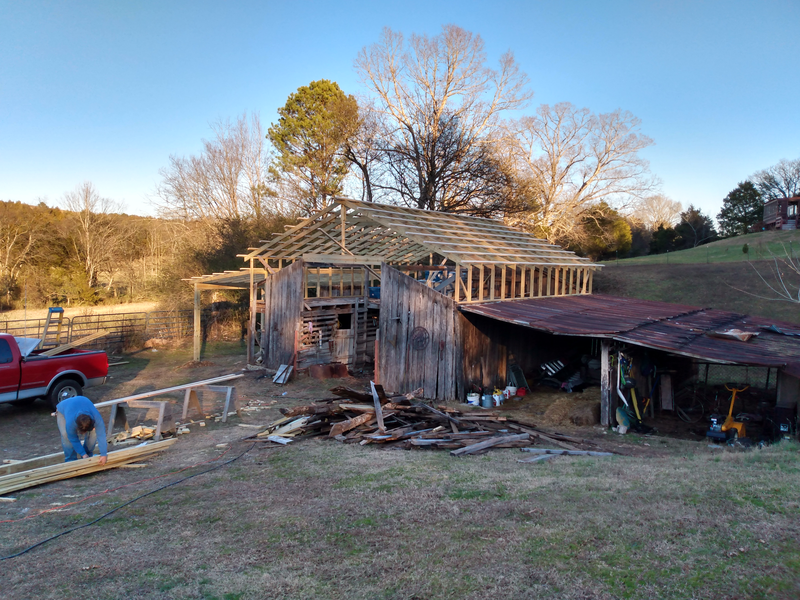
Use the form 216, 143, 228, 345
194, 284, 202, 362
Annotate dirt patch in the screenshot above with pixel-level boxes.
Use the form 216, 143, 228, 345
175, 360, 216, 369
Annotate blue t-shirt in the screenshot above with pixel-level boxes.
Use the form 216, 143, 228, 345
57, 396, 108, 457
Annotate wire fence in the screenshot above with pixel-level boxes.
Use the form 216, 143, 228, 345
0, 308, 236, 353
692, 362, 777, 390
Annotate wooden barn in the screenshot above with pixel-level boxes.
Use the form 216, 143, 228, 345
187, 198, 601, 400
188, 198, 800, 436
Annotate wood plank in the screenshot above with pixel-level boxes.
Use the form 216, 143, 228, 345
450, 433, 529, 456
40, 330, 109, 356
0, 452, 64, 476
0, 439, 177, 495
302, 254, 386, 265
370, 381, 385, 432
328, 411, 375, 437
95, 374, 243, 409
600, 340, 611, 427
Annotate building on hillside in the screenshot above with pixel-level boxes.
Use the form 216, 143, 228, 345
188, 198, 800, 436
763, 196, 800, 230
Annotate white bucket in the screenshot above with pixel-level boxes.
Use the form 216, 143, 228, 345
466, 393, 480, 406
504, 386, 517, 399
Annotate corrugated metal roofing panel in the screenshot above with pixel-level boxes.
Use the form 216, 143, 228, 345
461, 294, 800, 371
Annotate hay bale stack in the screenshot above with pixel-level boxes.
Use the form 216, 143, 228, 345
569, 401, 601, 426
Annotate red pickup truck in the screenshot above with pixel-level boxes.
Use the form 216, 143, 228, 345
0, 333, 108, 409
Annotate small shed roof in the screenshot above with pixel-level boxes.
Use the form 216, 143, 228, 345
242, 198, 600, 269
461, 294, 800, 374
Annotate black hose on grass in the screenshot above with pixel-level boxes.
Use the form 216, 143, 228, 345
0, 442, 256, 561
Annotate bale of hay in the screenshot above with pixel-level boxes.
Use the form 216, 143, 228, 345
569, 401, 601, 426
540, 397, 576, 425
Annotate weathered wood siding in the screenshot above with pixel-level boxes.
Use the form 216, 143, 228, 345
379, 265, 462, 401
261, 260, 304, 369
460, 312, 507, 392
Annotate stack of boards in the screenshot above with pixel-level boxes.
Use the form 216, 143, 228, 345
0, 439, 177, 496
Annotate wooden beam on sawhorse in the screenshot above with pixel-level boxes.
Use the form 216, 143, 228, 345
107, 400, 173, 442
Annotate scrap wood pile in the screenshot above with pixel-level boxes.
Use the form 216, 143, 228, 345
250, 385, 604, 456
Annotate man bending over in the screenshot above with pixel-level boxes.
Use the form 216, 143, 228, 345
56, 396, 108, 465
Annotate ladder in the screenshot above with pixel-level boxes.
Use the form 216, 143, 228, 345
36, 307, 65, 349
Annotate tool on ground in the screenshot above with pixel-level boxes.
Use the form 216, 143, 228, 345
707, 384, 749, 441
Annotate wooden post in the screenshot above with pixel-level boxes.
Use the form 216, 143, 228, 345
374, 329, 380, 384
247, 259, 255, 364
490, 266, 496, 300
193, 283, 201, 362
478, 265, 484, 301
529, 266, 535, 298
500, 265, 507, 300
466, 266, 473, 302
454, 263, 461, 303
352, 299, 360, 367
600, 340, 611, 427
588, 270, 594, 294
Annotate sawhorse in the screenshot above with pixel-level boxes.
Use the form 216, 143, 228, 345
182, 384, 240, 423
107, 400, 173, 441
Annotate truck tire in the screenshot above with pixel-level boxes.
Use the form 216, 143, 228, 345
48, 378, 82, 409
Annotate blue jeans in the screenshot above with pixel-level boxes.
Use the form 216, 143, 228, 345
56, 412, 98, 462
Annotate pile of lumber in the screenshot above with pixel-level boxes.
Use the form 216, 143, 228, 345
251, 386, 601, 456
0, 439, 177, 495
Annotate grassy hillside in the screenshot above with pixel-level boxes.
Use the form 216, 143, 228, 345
594, 261, 800, 324
615, 228, 800, 266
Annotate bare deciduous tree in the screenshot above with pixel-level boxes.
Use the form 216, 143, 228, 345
355, 24, 531, 214
506, 102, 656, 245
156, 112, 279, 225
751, 158, 800, 200
61, 182, 127, 288
636, 194, 683, 230
343, 100, 384, 203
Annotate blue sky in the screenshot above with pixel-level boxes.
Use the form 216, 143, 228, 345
1, 0, 798, 220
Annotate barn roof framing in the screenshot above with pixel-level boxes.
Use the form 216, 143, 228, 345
241, 198, 601, 269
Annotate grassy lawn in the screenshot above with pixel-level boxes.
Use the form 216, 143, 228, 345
2, 433, 799, 599
610, 229, 800, 266
595, 255, 800, 326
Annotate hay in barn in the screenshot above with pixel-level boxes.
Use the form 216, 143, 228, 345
540, 396, 577, 425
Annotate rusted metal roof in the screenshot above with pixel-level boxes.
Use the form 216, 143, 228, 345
460, 294, 800, 373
